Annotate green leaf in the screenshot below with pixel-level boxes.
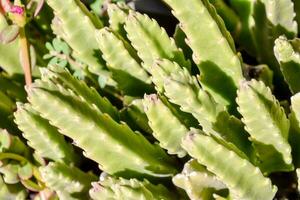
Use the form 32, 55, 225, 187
173, 25, 194, 66
41, 66, 120, 121
45, 42, 54, 51
29, 45, 37, 70
212, 111, 255, 162
17, 162, 33, 180
0, 91, 15, 115
0, 15, 22, 75
208, 0, 241, 35
290, 93, 300, 167
0, 162, 20, 184
28, 80, 178, 178
0, 129, 31, 157
153, 59, 253, 160
90, 173, 175, 200
125, 11, 190, 73
260, 0, 298, 35
0, 25, 19, 44
46, 0, 112, 84
0, 175, 27, 200
90, 0, 104, 15
297, 168, 300, 192
52, 38, 63, 52
14, 103, 77, 164
120, 98, 152, 134
292, 93, 300, 127
288, 112, 300, 168
250, 0, 296, 95
182, 131, 277, 200
57, 59, 68, 68
294, 0, 300, 32
0, 130, 12, 152
274, 36, 300, 94
151, 59, 183, 93
95, 28, 153, 96
229, 0, 257, 56
237, 79, 293, 173
49, 57, 58, 66
173, 159, 227, 200
155, 59, 222, 134
40, 162, 97, 200
0, 74, 26, 102
143, 94, 188, 157
107, 2, 130, 40
163, 0, 244, 110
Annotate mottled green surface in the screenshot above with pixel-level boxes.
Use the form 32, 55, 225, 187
237, 80, 293, 173
182, 131, 277, 200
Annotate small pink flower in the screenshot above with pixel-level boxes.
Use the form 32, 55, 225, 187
10, 5, 24, 15
0, 0, 24, 15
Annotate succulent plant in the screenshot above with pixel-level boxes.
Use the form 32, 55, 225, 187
1, 0, 300, 199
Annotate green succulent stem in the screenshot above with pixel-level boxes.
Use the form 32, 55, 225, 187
0, 152, 28, 163
21, 179, 44, 191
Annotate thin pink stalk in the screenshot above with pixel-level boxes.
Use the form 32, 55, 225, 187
19, 27, 32, 86
0, 0, 12, 13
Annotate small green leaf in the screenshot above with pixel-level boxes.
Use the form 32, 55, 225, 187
143, 94, 188, 157
121, 98, 152, 134
49, 57, 58, 66
52, 38, 62, 52
90, 173, 176, 200
18, 162, 33, 180
30, 45, 37, 69
40, 162, 97, 200
0, 15, 23, 75
0, 162, 20, 184
173, 159, 227, 200
274, 36, 300, 94
43, 54, 52, 59
0, 25, 20, 44
45, 42, 54, 51
107, 2, 130, 40
57, 59, 68, 68
292, 93, 300, 126
14, 103, 77, 164
61, 42, 70, 55
0, 130, 12, 152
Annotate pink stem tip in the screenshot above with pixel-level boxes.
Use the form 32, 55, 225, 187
10, 5, 24, 15
0, 0, 24, 15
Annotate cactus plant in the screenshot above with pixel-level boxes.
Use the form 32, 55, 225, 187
1, 0, 300, 199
